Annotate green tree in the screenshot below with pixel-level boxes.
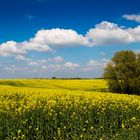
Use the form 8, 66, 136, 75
104, 50, 140, 95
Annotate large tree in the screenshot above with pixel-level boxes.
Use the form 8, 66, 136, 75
104, 50, 140, 95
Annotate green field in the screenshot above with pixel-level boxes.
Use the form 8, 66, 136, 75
0, 79, 140, 140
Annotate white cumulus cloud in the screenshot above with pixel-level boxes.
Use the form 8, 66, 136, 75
87, 60, 102, 67
15, 55, 31, 61
48, 56, 64, 62
28, 61, 39, 66
86, 21, 134, 46
127, 26, 140, 42
21, 41, 53, 52
0, 29, 89, 57
32, 28, 90, 47
123, 14, 140, 23
0, 41, 26, 57
64, 62, 80, 68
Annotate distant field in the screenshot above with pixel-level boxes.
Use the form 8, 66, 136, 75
0, 79, 108, 91
0, 79, 140, 139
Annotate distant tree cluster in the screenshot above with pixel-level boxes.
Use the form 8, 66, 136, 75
104, 50, 140, 95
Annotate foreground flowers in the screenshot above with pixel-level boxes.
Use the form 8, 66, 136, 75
0, 80, 140, 139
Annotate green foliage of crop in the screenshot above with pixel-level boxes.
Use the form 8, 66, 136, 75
0, 79, 140, 139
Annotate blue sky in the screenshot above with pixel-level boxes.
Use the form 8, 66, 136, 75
0, 0, 140, 78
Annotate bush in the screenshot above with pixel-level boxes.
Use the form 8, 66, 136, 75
104, 50, 140, 95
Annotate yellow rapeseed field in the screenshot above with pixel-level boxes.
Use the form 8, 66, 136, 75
0, 79, 140, 139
